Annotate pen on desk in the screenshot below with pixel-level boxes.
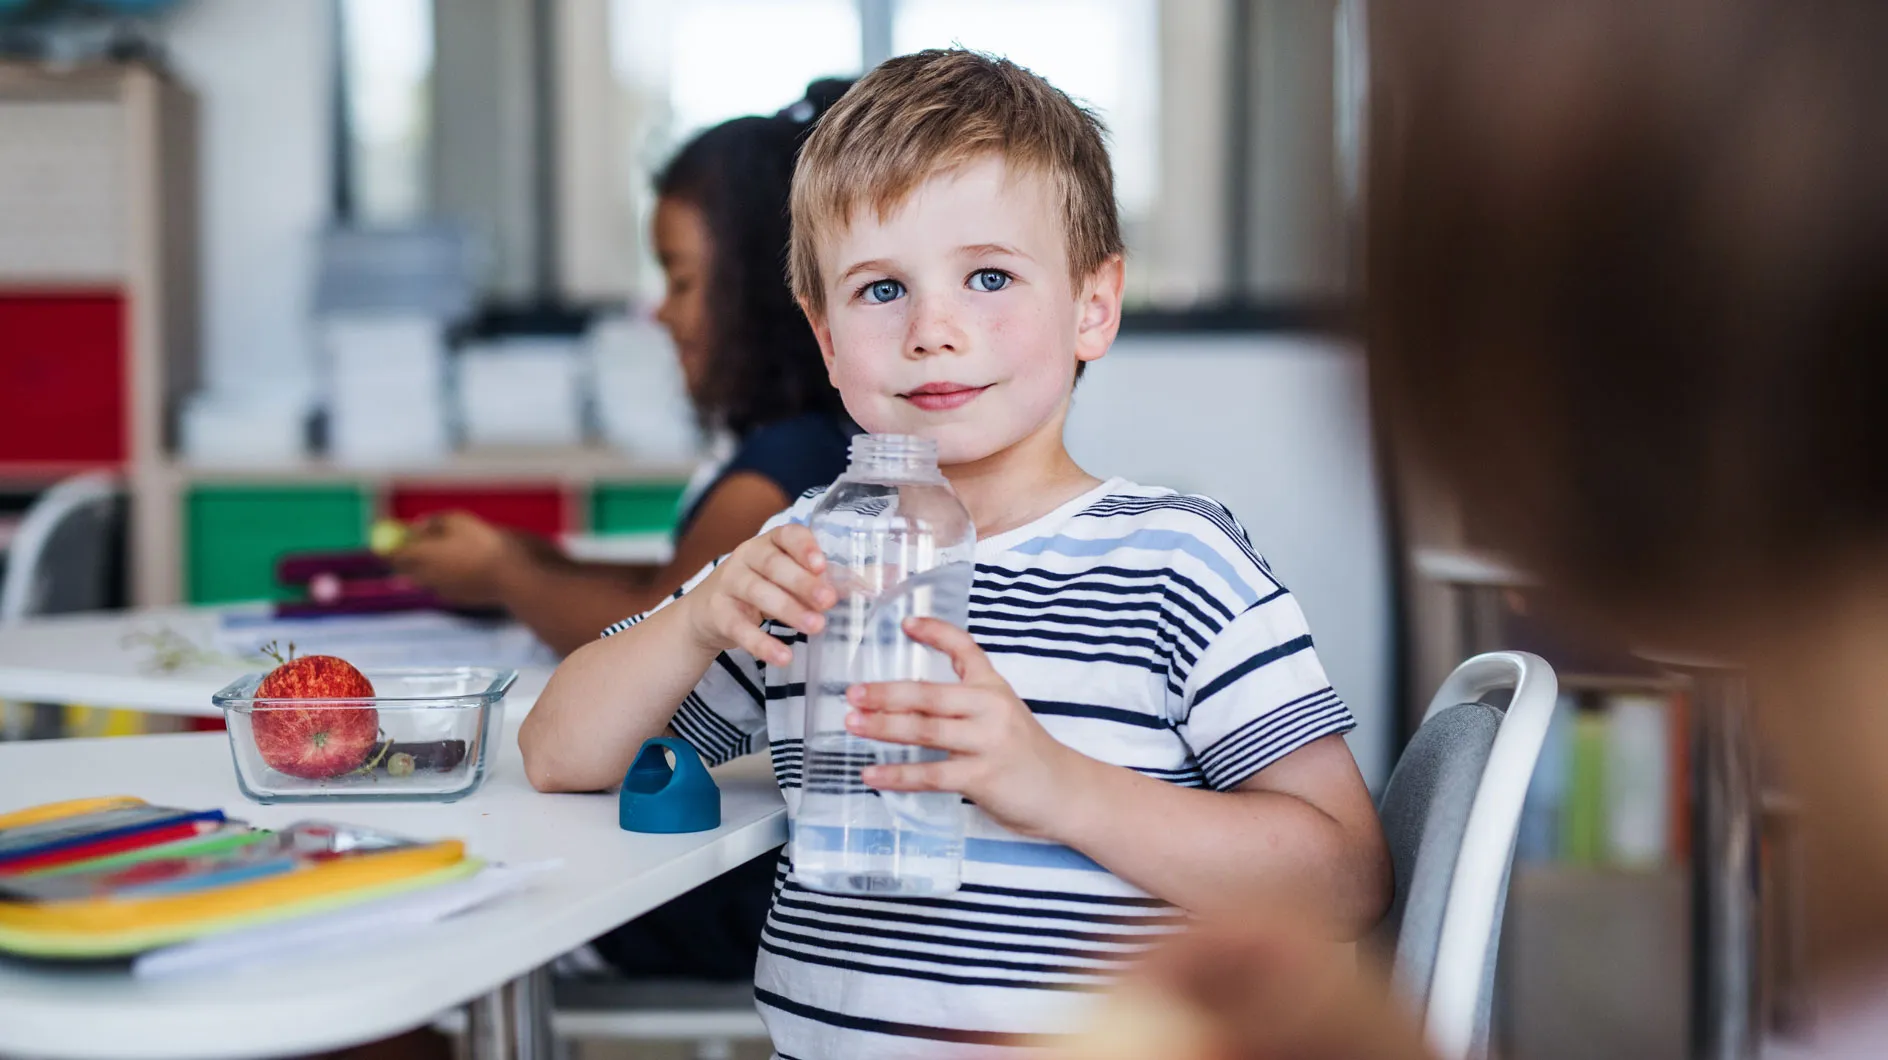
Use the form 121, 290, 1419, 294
0, 813, 228, 875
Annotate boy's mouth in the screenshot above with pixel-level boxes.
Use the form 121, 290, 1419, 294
900, 382, 991, 412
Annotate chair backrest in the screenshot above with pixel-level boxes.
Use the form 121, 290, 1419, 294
1375, 651, 1558, 1060
0, 472, 122, 624
1377, 700, 1503, 1002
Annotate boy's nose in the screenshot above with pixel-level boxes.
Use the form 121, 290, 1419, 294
905, 296, 966, 357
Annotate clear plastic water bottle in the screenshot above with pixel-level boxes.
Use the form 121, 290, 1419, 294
791, 434, 976, 896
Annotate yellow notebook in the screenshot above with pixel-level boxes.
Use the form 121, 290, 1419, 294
0, 859, 482, 958
0, 797, 474, 959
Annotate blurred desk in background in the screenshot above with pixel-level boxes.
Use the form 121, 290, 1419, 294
0, 605, 553, 723
559, 531, 672, 565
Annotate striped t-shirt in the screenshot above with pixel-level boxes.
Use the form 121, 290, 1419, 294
605, 478, 1356, 1059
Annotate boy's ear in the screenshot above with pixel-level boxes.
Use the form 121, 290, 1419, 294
1074, 254, 1126, 365
801, 298, 839, 382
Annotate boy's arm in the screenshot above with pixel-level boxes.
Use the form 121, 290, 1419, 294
519, 519, 834, 794
1052, 734, 1389, 932
849, 618, 1391, 935
499, 474, 794, 656
517, 599, 722, 793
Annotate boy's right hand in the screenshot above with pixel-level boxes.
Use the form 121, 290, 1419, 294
680, 524, 835, 668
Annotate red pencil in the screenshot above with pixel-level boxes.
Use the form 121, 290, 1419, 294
0, 820, 219, 877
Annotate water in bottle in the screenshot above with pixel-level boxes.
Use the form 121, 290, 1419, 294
791, 434, 976, 896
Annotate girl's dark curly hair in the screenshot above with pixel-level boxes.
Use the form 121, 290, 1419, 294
656, 78, 854, 437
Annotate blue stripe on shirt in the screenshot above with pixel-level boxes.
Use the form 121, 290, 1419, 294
791, 824, 1108, 872
1005, 529, 1261, 607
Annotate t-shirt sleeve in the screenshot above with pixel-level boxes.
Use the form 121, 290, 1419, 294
1170, 508, 1356, 791
596, 500, 815, 766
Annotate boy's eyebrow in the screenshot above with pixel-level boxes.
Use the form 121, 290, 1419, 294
959, 242, 1033, 262
834, 244, 1034, 284
837, 258, 897, 284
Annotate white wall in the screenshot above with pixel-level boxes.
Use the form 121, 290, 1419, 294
1066, 333, 1393, 788
162, 0, 333, 395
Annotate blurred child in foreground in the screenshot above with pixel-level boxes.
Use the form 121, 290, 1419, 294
1088, 1, 1888, 1056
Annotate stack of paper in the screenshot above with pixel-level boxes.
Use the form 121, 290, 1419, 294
588, 314, 700, 461
179, 388, 312, 466
133, 860, 556, 979
456, 336, 588, 449
323, 314, 450, 465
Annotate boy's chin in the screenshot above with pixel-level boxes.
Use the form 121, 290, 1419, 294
849, 418, 1000, 467
931, 425, 1022, 468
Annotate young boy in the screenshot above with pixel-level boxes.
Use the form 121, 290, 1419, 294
522, 49, 1389, 1057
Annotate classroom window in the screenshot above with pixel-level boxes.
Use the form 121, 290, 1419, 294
335, 0, 1350, 317
891, 0, 1159, 226
609, 0, 863, 146
337, 0, 434, 225
596, 0, 863, 303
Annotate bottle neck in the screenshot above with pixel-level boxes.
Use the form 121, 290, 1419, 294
847, 434, 941, 480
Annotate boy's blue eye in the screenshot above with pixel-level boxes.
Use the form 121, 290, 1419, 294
969, 269, 1011, 293
861, 279, 905, 304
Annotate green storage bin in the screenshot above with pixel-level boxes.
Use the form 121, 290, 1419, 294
186, 486, 370, 604
590, 481, 688, 536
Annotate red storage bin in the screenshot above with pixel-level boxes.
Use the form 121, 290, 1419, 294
388, 485, 568, 537
0, 292, 128, 466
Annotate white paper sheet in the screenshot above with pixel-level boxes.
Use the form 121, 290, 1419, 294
132, 860, 562, 979
214, 612, 556, 671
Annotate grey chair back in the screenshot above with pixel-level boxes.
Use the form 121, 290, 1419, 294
0, 473, 121, 739
1374, 700, 1506, 1054
0, 472, 120, 623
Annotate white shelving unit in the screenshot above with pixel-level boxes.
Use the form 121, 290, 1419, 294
0, 60, 197, 607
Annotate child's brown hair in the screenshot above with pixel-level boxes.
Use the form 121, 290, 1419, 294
1367, 0, 1888, 627
789, 48, 1123, 315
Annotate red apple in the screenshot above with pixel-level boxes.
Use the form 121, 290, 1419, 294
252, 655, 380, 779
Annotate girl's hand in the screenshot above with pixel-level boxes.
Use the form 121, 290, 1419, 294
846, 616, 1082, 838
389, 511, 538, 605
680, 523, 835, 667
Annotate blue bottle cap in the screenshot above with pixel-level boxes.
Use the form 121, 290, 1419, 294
618, 738, 721, 834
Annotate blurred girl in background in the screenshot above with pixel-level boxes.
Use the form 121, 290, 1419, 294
397, 80, 856, 987
392, 80, 857, 659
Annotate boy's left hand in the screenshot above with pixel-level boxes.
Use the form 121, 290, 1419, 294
847, 617, 1082, 839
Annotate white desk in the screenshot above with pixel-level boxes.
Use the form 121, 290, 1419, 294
0, 722, 788, 1060
0, 607, 553, 720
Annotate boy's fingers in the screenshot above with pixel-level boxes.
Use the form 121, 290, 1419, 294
735, 567, 826, 636
715, 596, 781, 659
847, 681, 982, 717
901, 617, 999, 683
846, 707, 980, 752
730, 621, 793, 668
862, 758, 966, 792
756, 542, 835, 612
773, 523, 826, 573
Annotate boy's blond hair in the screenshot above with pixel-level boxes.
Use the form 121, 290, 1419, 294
789, 49, 1123, 315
